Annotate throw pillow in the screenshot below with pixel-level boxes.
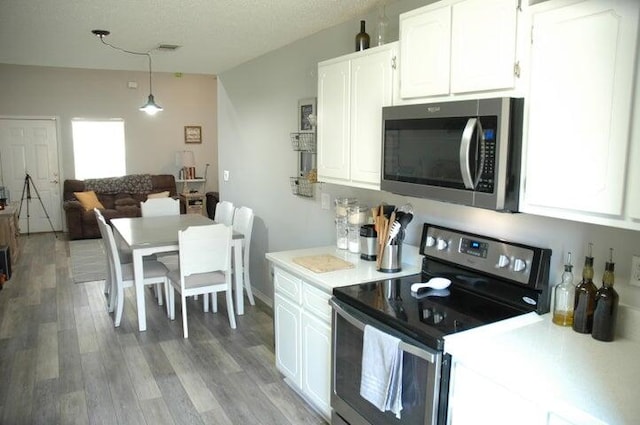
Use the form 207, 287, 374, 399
74, 190, 105, 211
147, 191, 170, 199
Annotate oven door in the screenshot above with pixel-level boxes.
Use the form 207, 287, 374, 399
330, 298, 448, 425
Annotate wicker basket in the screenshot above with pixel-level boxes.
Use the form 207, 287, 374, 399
290, 132, 316, 152
290, 177, 314, 197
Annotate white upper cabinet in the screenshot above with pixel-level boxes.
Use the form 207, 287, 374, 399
350, 48, 395, 185
450, 0, 518, 93
400, 0, 520, 99
628, 76, 640, 222
400, 5, 451, 98
318, 43, 397, 190
317, 60, 350, 181
521, 0, 639, 228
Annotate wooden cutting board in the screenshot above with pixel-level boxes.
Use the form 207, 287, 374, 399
292, 254, 355, 273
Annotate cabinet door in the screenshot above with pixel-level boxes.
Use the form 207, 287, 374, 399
318, 60, 351, 181
274, 292, 302, 387
448, 363, 546, 425
450, 0, 518, 93
627, 60, 640, 221
301, 310, 331, 420
523, 0, 638, 216
400, 5, 451, 98
350, 46, 395, 188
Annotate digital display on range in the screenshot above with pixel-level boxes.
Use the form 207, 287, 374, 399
459, 237, 488, 258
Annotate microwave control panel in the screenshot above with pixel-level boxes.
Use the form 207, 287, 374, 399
477, 127, 496, 193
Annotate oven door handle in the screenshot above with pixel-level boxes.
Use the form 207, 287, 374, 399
331, 298, 439, 364
459, 118, 485, 190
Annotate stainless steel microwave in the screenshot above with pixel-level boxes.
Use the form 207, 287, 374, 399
381, 97, 524, 212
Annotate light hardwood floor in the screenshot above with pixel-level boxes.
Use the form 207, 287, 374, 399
0, 233, 326, 425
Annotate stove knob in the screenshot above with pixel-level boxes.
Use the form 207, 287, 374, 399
497, 254, 510, 268
514, 258, 527, 272
425, 236, 436, 247
436, 238, 448, 251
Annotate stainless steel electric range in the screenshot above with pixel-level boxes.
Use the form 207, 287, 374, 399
330, 222, 552, 425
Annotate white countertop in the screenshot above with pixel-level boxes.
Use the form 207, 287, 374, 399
444, 311, 640, 425
265, 245, 422, 293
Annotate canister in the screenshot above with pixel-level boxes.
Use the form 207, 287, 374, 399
359, 224, 377, 261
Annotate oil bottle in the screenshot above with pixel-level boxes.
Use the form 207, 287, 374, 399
552, 252, 575, 326
592, 248, 619, 342
572, 243, 597, 333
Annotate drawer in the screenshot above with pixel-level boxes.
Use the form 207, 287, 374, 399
274, 267, 302, 304
302, 283, 331, 323
186, 205, 203, 215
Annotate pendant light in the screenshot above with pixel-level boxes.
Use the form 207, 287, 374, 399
139, 54, 163, 115
91, 29, 163, 115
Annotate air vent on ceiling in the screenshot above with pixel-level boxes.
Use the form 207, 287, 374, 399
156, 44, 181, 52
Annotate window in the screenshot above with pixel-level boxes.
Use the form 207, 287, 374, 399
71, 119, 126, 179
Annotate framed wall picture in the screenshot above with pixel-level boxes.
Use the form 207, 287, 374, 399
298, 98, 316, 133
184, 126, 202, 144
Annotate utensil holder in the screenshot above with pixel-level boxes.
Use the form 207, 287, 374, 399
378, 243, 402, 273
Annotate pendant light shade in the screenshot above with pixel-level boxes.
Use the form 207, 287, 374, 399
140, 94, 163, 115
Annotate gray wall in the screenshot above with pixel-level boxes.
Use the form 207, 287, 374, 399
0, 64, 219, 194
218, 0, 640, 309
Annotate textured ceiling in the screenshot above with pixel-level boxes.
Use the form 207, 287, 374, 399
0, 0, 387, 75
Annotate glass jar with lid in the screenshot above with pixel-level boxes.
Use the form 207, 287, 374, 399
347, 204, 369, 226
335, 197, 357, 218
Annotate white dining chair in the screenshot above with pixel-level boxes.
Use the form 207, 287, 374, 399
94, 208, 114, 304
167, 223, 236, 338
231, 206, 255, 306
214, 201, 235, 226
96, 214, 170, 327
140, 197, 180, 217
141, 196, 180, 300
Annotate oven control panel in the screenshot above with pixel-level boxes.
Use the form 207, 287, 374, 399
421, 225, 539, 286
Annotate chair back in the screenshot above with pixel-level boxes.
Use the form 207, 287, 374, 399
232, 206, 254, 250
141, 197, 180, 217
94, 208, 106, 237
214, 201, 235, 226
178, 224, 232, 277
96, 213, 124, 283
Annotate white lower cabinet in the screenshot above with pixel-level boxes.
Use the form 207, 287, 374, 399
448, 362, 546, 425
448, 361, 602, 425
301, 310, 331, 416
274, 292, 302, 387
273, 267, 332, 420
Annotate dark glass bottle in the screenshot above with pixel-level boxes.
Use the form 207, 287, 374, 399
592, 249, 619, 342
572, 243, 597, 333
355, 20, 370, 52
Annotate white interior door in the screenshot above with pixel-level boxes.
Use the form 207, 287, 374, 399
0, 119, 62, 233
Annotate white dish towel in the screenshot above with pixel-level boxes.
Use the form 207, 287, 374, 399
359, 324, 404, 419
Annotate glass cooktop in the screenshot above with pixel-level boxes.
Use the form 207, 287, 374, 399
333, 272, 534, 351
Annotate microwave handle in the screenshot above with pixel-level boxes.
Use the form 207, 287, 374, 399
459, 118, 486, 189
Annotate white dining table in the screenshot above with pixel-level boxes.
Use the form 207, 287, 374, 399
111, 214, 245, 332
